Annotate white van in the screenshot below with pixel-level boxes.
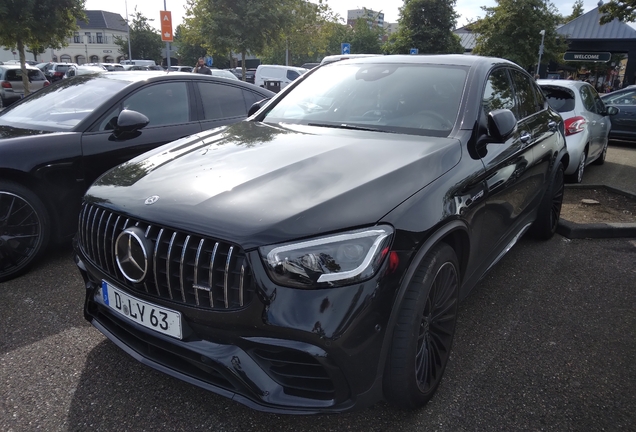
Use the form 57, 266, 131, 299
254, 65, 307, 90
120, 59, 157, 67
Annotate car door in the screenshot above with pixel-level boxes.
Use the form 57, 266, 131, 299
80, 80, 202, 188
579, 84, 605, 157
478, 67, 547, 263
602, 88, 636, 142
195, 81, 261, 131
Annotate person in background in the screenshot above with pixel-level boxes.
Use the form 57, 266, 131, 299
193, 57, 211, 75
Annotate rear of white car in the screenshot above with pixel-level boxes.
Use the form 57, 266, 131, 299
539, 80, 611, 183
0, 65, 49, 109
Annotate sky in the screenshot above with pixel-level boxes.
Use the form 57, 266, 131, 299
84, 0, 606, 32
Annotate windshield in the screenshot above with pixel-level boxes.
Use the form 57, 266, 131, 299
0, 76, 129, 131
263, 62, 468, 136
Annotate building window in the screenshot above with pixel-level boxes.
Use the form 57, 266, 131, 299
60, 54, 72, 63
76, 55, 86, 65
85, 32, 92, 43
73, 32, 80, 43
90, 55, 99, 63
103, 55, 114, 63
96, 32, 103, 43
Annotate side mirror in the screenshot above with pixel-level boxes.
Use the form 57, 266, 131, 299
112, 109, 149, 140
606, 105, 619, 116
248, 98, 270, 117
487, 109, 517, 142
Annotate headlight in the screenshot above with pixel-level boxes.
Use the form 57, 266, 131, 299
260, 225, 394, 288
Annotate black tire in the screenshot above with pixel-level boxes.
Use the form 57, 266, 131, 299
593, 141, 608, 165
0, 97, 4, 110
529, 164, 564, 240
0, 180, 51, 282
384, 243, 459, 409
566, 151, 585, 183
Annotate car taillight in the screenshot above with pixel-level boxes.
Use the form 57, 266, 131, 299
564, 116, 586, 136
54, 72, 64, 77
43, 81, 50, 87
1, 81, 12, 89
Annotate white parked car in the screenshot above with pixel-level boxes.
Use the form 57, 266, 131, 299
538, 80, 618, 183
0, 64, 49, 109
254, 65, 307, 90
64, 65, 107, 78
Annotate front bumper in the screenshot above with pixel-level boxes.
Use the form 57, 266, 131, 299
75, 244, 407, 413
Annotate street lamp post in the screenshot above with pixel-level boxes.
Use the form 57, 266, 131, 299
164, 0, 171, 68
536, 29, 546, 78
125, 0, 132, 62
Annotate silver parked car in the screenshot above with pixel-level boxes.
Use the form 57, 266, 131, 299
0, 64, 49, 109
538, 80, 618, 182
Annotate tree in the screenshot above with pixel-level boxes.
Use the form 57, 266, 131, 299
599, 0, 636, 24
472, 0, 568, 70
114, 10, 163, 63
173, 25, 207, 67
0, 0, 85, 95
386, 0, 463, 55
563, 0, 585, 23
350, 17, 384, 54
184, 0, 295, 80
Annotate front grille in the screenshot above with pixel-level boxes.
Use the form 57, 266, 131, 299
252, 348, 336, 400
79, 202, 255, 310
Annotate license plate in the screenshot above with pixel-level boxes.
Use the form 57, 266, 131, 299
102, 281, 182, 339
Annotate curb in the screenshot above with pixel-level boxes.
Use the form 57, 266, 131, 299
557, 184, 636, 239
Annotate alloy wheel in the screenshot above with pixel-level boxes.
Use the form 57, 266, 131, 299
415, 262, 458, 393
0, 192, 43, 277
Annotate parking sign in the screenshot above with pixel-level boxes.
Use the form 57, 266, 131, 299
410, 48, 419, 55
341, 43, 351, 55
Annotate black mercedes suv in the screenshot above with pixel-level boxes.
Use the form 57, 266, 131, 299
74, 55, 568, 413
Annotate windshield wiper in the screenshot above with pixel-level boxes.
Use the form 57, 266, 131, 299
307, 122, 393, 133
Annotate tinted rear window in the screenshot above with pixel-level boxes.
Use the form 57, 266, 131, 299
4, 69, 44, 81
541, 87, 575, 112
56, 65, 71, 72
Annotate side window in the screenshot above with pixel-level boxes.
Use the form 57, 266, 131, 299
243, 90, 262, 108
588, 86, 607, 114
604, 89, 636, 105
197, 82, 247, 120
579, 86, 596, 112
6, 70, 21, 82
482, 68, 515, 117
510, 70, 539, 119
98, 83, 190, 130
122, 82, 189, 127
286, 70, 300, 81
532, 82, 546, 112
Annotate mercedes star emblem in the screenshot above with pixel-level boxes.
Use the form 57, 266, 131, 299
115, 227, 153, 283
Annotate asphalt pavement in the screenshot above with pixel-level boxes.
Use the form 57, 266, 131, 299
1, 145, 635, 431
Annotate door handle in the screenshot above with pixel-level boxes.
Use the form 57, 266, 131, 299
548, 121, 557, 131
520, 132, 532, 143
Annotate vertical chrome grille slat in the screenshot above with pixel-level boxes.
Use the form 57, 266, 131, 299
208, 242, 219, 308
103, 213, 114, 273
224, 246, 233, 309
153, 229, 164, 296
239, 262, 245, 307
96, 210, 107, 268
143, 225, 152, 293
79, 205, 253, 311
179, 235, 190, 303
166, 232, 177, 300
193, 239, 205, 307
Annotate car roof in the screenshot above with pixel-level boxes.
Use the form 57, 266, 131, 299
537, 79, 587, 89
83, 71, 275, 90
327, 54, 518, 69
0, 64, 39, 70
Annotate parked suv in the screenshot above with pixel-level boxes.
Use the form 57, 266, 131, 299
44, 62, 78, 82
75, 55, 567, 413
254, 64, 307, 89
0, 64, 49, 108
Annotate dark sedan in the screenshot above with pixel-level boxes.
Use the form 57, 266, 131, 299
601, 86, 636, 143
74, 55, 568, 413
0, 72, 273, 281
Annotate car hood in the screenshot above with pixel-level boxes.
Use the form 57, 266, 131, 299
87, 122, 461, 249
0, 124, 57, 139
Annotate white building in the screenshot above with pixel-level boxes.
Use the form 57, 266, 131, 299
347, 8, 385, 28
1, 10, 130, 64
53, 10, 129, 64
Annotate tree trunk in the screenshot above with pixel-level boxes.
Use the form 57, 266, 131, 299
241, 51, 246, 82
17, 39, 30, 96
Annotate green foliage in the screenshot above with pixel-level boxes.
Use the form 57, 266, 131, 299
350, 18, 384, 54
472, 0, 568, 69
564, 0, 585, 23
173, 25, 207, 67
386, 0, 463, 54
184, 0, 295, 78
599, 0, 636, 23
114, 10, 163, 62
0, 0, 86, 94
